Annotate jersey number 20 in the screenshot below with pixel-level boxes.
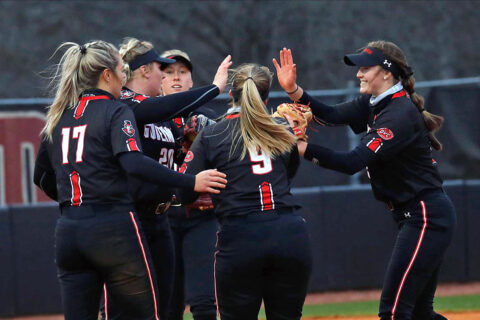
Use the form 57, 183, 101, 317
248, 148, 272, 175
61, 125, 87, 164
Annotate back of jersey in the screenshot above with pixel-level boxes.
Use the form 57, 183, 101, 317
186, 117, 299, 217
47, 90, 142, 206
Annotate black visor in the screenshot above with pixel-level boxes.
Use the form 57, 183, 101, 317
344, 47, 401, 78
128, 49, 176, 71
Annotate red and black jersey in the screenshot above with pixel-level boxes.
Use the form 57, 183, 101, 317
300, 90, 443, 205
179, 113, 300, 217
38, 89, 142, 206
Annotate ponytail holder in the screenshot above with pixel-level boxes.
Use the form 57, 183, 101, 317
419, 107, 425, 113
403, 65, 414, 78
246, 77, 254, 81
79, 45, 87, 54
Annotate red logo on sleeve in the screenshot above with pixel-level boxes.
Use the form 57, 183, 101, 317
377, 128, 394, 140
122, 120, 135, 137
184, 151, 194, 162
179, 163, 187, 173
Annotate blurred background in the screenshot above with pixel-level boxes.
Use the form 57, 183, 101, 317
0, 0, 479, 317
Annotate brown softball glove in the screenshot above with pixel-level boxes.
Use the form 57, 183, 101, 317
273, 102, 313, 141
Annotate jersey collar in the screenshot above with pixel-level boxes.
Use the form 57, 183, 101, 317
369, 81, 403, 106
81, 88, 115, 100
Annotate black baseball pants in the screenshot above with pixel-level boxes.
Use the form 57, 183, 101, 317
56, 204, 159, 320
379, 190, 456, 320
215, 209, 312, 320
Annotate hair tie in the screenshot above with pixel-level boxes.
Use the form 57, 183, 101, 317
403, 65, 414, 78
246, 77, 254, 81
79, 45, 87, 54
419, 107, 425, 113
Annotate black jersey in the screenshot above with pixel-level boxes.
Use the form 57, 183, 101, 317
179, 114, 300, 217
300, 90, 443, 205
120, 88, 183, 210
39, 89, 142, 206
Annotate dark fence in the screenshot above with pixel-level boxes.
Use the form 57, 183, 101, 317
0, 182, 478, 317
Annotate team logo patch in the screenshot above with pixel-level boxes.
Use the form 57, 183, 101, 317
184, 151, 194, 162
120, 90, 134, 100
122, 120, 135, 137
377, 128, 394, 140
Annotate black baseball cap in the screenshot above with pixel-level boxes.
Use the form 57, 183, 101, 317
344, 47, 401, 78
128, 49, 176, 71
160, 49, 193, 71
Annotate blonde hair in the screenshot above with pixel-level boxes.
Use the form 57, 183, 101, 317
230, 63, 297, 159
119, 37, 154, 81
42, 40, 119, 141
368, 40, 444, 151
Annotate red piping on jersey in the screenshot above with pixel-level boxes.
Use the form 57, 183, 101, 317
74, 95, 110, 120
129, 212, 160, 320
225, 113, 240, 119
127, 138, 140, 152
391, 90, 406, 99
390, 201, 428, 319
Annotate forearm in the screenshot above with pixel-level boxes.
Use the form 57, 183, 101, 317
119, 152, 195, 190
297, 90, 349, 125
304, 144, 374, 175
134, 85, 219, 125
33, 166, 58, 201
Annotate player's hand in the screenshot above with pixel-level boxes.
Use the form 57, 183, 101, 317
213, 55, 233, 94
194, 169, 227, 194
285, 113, 308, 157
273, 48, 297, 93
296, 140, 308, 157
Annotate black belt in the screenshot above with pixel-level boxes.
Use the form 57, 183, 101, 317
219, 207, 295, 224
60, 203, 134, 219
385, 188, 443, 212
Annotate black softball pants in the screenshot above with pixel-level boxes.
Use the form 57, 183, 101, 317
167, 211, 218, 320
56, 204, 159, 320
379, 190, 456, 320
215, 209, 312, 320
102, 212, 175, 320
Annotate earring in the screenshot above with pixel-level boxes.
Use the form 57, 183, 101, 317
383, 76, 388, 80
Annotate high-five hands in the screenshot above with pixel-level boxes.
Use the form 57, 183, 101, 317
213, 55, 233, 94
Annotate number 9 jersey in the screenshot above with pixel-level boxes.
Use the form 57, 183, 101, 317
38, 89, 143, 206
179, 113, 300, 217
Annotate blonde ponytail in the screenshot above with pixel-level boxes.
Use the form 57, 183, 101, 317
42, 40, 119, 141
230, 64, 297, 159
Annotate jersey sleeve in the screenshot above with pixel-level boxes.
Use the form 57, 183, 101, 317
109, 104, 143, 157
298, 91, 370, 134
358, 106, 417, 160
176, 130, 210, 204
179, 129, 209, 176
34, 139, 58, 201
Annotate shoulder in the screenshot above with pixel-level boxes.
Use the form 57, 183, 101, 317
120, 88, 149, 106
387, 96, 420, 120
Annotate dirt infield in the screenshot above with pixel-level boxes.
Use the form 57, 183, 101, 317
9, 282, 480, 319
304, 311, 480, 320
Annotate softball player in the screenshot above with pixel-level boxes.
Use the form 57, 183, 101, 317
178, 63, 312, 320
33, 40, 227, 320
160, 49, 218, 320
94, 38, 231, 320
274, 42, 456, 320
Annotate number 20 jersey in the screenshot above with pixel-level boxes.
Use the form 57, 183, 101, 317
46, 89, 142, 206
181, 115, 300, 217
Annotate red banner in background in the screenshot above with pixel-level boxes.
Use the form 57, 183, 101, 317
0, 111, 51, 205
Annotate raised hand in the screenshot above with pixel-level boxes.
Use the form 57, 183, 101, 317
212, 55, 233, 94
194, 169, 227, 194
272, 48, 297, 93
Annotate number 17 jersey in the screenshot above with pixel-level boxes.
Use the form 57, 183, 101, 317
180, 115, 300, 217
44, 89, 142, 206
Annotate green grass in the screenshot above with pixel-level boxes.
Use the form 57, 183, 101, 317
182, 294, 480, 319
